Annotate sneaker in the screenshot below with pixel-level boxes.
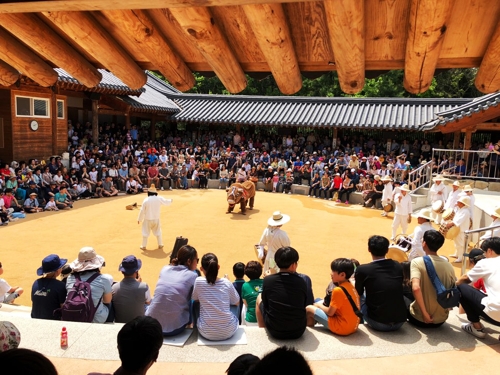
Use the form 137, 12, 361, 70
329, 198, 332, 201
453, 258, 463, 263
161, 187, 164, 191
381, 212, 387, 217
308, 195, 311, 197
288, 192, 291, 195
169, 187, 172, 190
283, 191, 285, 194
312, 196, 315, 198
140, 246, 146, 251
336, 199, 340, 203
345, 200, 349, 204
461, 323, 486, 339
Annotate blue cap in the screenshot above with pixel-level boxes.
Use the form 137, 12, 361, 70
118, 255, 142, 274
37, 254, 67, 276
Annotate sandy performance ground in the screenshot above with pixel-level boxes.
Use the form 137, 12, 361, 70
1, 189, 463, 307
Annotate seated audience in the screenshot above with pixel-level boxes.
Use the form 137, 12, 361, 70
88, 316, 163, 375
31, 254, 67, 320
0, 321, 21, 352
232, 262, 245, 324
241, 261, 263, 326
226, 354, 260, 375
0, 348, 58, 375
355, 236, 407, 331
256, 246, 308, 339
0, 261, 24, 304
146, 245, 198, 335
306, 258, 360, 335
244, 346, 313, 375
192, 252, 240, 341
408, 230, 456, 328
456, 237, 500, 338
112, 255, 152, 323
23, 192, 43, 213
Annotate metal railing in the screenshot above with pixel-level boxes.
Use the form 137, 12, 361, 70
408, 160, 432, 193
461, 224, 500, 274
432, 148, 500, 181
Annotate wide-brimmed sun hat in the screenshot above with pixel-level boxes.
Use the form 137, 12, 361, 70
452, 181, 461, 187
458, 196, 471, 207
400, 184, 411, 192
70, 247, 105, 272
490, 206, 500, 218
37, 254, 67, 276
433, 175, 444, 181
463, 185, 473, 192
149, 184, 157, 193
415, 208, 433, 221
381, 175, 392, 182
118, 255, 142, 274
267, 211, 290, 226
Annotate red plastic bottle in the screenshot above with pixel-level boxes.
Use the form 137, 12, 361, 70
60, 327, 68, 349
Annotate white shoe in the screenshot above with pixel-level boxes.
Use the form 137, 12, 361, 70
453, 259, 463, 263
140, 246, 146, 250
169, 187, 172, 190
462, 323, 486, 339
288, 192, 291, 194
161, 187, 164, 191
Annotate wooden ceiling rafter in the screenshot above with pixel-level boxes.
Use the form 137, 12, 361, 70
41, 10, 146, 90
0, 59, 19, 86
168, 6, 247, 93
403, 0, 455, 94
242, 3, 301, 95
323, 0, 365, 94
0, 13, 102, 88
475, 19, 500, 93
99, 9, 195, 91
0, 27, 58, 87
438, 104, 500, 133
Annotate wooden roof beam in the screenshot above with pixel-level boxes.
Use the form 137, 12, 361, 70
0, 59, 19, 86
0, 27, 58, 87
475, 20, 500, 93
403, 0, 454, 94
42, 11, 146, 90
168, 7, 247, 93
100, 9, 195, 91
0, 1, 318, 14
439, 105, 500, 134
242, 4, 301, 95
0, 13, 102, 88
324, 0, 365, 94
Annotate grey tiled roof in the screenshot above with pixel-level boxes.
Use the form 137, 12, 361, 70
420, 92, 500, 131
119, 74, 180, 113
170, 95, 470, 129
55, 68, 144, 95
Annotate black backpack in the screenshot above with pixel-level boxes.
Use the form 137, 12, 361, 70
59, 273, 102, 322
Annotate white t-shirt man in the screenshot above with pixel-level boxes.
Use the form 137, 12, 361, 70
467, 256, 500, 321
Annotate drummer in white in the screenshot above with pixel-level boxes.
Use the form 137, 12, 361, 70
446, 196, 471, 263
480, 207, 500, 241
430, 175, 447, 224
380, 175, 393, 217
408, 208, 434, 261
459, 185, 475, 224
444, 181, 461, 211
391, 184, 413, 241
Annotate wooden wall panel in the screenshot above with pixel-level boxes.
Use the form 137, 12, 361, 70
11, 89, 54, 160
0, 89, 12, 163
56, 94, 68, 156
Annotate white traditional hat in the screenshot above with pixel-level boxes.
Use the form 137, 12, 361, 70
458, 196, 471, 207
452, 181, 461, 187
463, 185, 473, 192
400, 184, 411, 192
490, 207, 500, 218
148, 184, 157, 193
416, 208, 433, 221
381, 175, 392, 182
374, 175, 381, 181
267, 211, 290, 226
433, 174, 444, 181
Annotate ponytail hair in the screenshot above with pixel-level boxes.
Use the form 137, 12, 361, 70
171, 245, 197, 267
201, 253, 219, 284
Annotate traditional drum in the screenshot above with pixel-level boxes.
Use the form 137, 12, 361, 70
432, 200, 445, 214
395, 235, 412, 252
383, 202, 394, 212
442, 208, 455, 221
439, 222, 460, 240
386, 247, 408, 262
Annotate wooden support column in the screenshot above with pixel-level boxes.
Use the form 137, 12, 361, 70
0, 13, 102, 88
464, 129, 473, 151
92, 99, 99, 145
0, 59, 19, 86
0, 27, 58, 87
332, 128, 338, 149
403, 0, 454, 94
323, 0, 365, 94
169, 6, 247, 93
100, 9, 195, 91
42, 11, 146, 90
51, 90, 58, 155
453, 131, 461, 149
475, 20, 500, 93
242, 3, 302, 95
125, 109, 131, 130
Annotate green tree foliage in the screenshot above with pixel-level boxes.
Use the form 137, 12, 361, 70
156, 68, 482, 99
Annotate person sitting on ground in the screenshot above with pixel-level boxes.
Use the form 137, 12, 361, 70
126, 176, 142, 194
408, 209, 434, 261
112, 255, 152, 324
355, 236, 407, 331
306, 258, 360, 335
192, 253, 240, 341
232, 262, 245, 324
44, 196, 59, 211
456, 237, 500, 339
66, 247, 112, 323
54, 186, 73, 209
0, 321, 21, 352
24, 192, 43, 213
0, 348, 58, 375
31, 254, 67, 320
408, 230, 456, 328
102, 176, 118, 197
88, 316, 163, 375
75, 181, 93, 199
145, 245, 199, 336
256, 246, 308, 340
241, 261, 263, 326
0, 260, 24, 304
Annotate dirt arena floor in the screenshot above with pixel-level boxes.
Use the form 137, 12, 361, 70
1, 189, 464, 307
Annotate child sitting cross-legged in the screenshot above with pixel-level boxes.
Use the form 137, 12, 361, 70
305, 258, 360, 336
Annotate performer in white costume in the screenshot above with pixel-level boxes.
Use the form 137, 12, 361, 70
408, 208, 434, 261
391, 184, 413, 240
429, 175, 447, 224
257, 211, 291, 274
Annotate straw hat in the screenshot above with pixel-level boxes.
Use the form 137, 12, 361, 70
416, 208, 433, 221
381, 175, 392, 182
374, 175, 381, 181
70, 247, 105, 272
267, 211, 290, 226
433, 175, 444, 181
490, 207, 500, 218
149, 184, 157, 193
400, 184, 411, 192
463, 185, 473, 192
457, 196, 471, 207
452, 181, 461, 187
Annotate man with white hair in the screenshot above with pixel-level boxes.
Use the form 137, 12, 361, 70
429, 175, 447, 224
447, 196, 471, 263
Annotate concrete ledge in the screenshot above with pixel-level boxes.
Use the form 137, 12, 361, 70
291, 184, 309, 195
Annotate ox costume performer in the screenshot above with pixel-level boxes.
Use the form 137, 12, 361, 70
257, 211, 291, 274
430, 175, 446, 225
391, 184, 413, 240
138, 184, 173, 250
